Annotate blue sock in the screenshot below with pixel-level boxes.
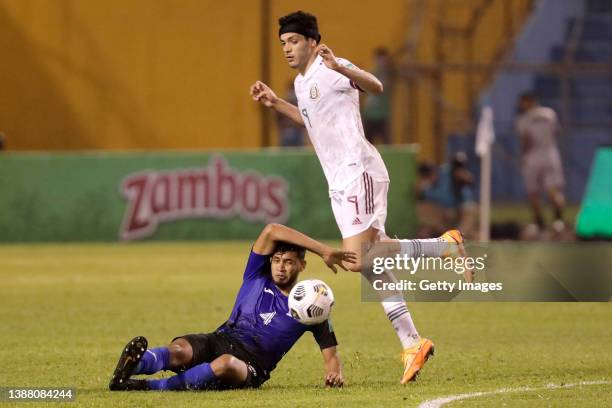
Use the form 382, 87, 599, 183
133, 347, 170, 375
148, 363, 218, 391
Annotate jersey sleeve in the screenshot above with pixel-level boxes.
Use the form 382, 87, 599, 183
242, 249, 271, 281
310, 319, 338, 350
331, 58, 362, 92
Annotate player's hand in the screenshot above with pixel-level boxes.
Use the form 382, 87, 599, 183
321, 248, 357, 273
316, 44, 340, 71
249, 80, 278, 108
325, 371, 344, 387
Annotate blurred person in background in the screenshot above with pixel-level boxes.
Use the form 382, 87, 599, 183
362, 48, 393, 145
515, 92, 566, 235
0, 133, 5, 150
277, 81, 305, 147
416, 152, 477, 239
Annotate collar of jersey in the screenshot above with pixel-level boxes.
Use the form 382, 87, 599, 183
270, 281, 289, 298
300, 55, 323, 80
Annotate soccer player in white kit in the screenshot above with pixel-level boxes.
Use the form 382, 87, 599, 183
250, 11, 467, 383
515, 92, 566, 233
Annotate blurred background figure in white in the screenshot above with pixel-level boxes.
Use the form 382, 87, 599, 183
515, 92, 566, 237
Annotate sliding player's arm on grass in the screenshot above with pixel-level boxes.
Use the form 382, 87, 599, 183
311, 317, 343, 388
252, 223, 357, 273
249, 81, 305, 126
322, 346, 344, 387
316, 44, 383, 94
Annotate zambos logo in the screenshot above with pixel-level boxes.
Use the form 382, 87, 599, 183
119, 155, 289, 240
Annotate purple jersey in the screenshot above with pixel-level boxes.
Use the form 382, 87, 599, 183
216, 250, 337, 372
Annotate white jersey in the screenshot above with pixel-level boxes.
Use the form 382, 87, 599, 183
515, 106, 561, 160
294, 55, 389, 192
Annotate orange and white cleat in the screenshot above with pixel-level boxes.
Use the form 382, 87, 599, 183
440, 229, 474, 282
440, 229, 466, 257
400, 338, 435, 384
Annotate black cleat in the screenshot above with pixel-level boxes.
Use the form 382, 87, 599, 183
109, 336, 148, 390
109, 378, 149, 391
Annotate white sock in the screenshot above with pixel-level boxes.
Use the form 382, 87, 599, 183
398, 238, 446, 257
381, 294, 420, 348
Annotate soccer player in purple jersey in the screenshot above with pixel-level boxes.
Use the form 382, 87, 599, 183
109, 223, 354, 391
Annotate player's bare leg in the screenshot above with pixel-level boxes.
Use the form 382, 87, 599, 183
168, 337, 194, 369
340, 227, 378, 272
165, 339, 249, 388
210, 354, 249, 386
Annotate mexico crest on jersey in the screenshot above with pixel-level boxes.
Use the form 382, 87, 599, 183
309, 84, 320, 99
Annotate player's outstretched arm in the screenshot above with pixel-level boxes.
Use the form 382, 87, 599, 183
321, 346, 344, 387
316, 44, 383, 94
249, 81, 305, 127
253, 223, 356, 273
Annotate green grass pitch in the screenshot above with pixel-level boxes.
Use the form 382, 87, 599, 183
1, 242, 610, 407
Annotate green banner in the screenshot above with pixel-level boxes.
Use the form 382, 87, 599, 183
576, 146, 612, 239
0, 147, 416, 242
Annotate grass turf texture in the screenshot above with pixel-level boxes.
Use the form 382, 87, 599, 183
0, 242, 610, 408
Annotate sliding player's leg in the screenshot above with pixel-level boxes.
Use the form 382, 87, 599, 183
110, 333, 255, 391
146, 354, 247, 391
109, 335, 190, 389
146, 333, 240, 391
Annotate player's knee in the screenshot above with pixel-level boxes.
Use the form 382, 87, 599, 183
168, 338, 193, 368
211, 354, 241, 379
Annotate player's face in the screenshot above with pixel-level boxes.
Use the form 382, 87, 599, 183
270, 251, 304, 289
279, 33, 316, 70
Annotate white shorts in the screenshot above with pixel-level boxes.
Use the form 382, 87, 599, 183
330, 172, 388, 239
522, 153, 565, 194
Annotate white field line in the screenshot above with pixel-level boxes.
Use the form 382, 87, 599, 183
417, 380, 612, 408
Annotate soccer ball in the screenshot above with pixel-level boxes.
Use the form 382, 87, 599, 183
288, 279, 335, 325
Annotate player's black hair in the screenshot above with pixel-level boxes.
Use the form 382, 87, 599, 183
273, 241, 306, 260
278, 11, 321, 43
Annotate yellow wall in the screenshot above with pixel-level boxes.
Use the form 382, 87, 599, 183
0, 0, 531, 154
0, 0, 261, 150
0, 0, 409, 151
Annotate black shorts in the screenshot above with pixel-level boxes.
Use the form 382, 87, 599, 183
173, 332, 269, 389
